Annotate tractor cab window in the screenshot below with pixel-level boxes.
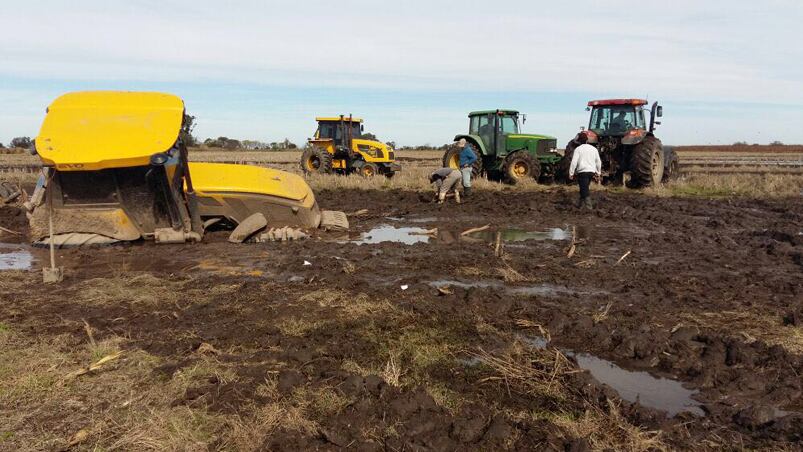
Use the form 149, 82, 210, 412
477, 115, 493, 136
635, 108, 646, 129
470, 116, 480, 134
500, 115, 519, 134
350, 122, 362, 138
318, 123, 336, 140
589, 106, 638, 135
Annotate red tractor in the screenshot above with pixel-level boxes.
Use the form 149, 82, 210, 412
560, 99, 678, 187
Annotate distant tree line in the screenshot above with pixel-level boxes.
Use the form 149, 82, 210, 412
201, 137, 299, 150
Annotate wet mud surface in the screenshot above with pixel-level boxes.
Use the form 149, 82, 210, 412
2, 188, 803, 449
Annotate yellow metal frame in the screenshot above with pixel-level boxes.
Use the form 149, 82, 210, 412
36, 91, 185, 171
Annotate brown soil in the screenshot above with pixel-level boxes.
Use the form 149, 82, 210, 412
1, 188, 802, 450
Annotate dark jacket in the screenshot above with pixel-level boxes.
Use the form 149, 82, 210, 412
459, 144, 478, 167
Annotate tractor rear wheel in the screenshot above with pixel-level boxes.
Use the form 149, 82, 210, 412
300, 147, 333, 175
557, 138, 579, 184
630, 137, 664, 187
503, 151, 539, 185
359, 162, 379, 178
442, 143, 482, 177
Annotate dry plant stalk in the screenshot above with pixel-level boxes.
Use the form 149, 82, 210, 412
65, 351, 124, 379
566, 226, 577, 258
461, 224, 490, 236
494, 231, 503, 257
593, 303, 612, 324
615, 250, 632, 266
473, 346, 574, 399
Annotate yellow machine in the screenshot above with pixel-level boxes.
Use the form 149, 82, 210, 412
29, 91, 331, 244
302, 115, 401, 178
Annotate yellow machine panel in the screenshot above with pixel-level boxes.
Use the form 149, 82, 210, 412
36, 91, 185, 171
188, 162, 315, 207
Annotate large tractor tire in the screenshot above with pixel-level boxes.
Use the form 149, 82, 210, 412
359, 162, 379, 178
502, 151, 540, 185
300, 147, 333, 175
442, 143, 482, 177
556, 138, 579, 183
630, 137, 664, 187
662, 147, 680, 182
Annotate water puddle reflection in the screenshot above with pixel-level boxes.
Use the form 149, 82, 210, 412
352, 226, 432, 245
0, 243, 34, 270
522, 336, 704, 417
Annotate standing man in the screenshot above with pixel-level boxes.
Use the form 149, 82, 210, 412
458, 138, 478, 197
569, 132, 602, 209
429, 168, 462, 204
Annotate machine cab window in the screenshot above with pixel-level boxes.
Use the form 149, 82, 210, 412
589, 106, 638, 135
500, 115, 519, 134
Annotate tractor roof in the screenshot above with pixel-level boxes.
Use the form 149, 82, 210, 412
588, 99, 648, 107
316, 116, 363, 123
36, 91, 185, 170
468, 109, 519, 116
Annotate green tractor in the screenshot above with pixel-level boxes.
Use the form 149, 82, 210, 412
443, 109, 561, 184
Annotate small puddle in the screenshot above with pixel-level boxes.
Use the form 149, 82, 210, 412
471, 228, 571, 242
523, 336, 704, 417
386, 216, 439, 224
352, 226, 432, 245
0, 243, 34, 270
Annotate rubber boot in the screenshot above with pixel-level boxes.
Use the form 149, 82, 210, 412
437, 192, 445, 204
463, 186, 471, 198
575, 197, 583, 208
454, 190, 461, 204
583, 197, 594, 210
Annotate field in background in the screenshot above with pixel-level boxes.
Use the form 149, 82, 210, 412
1, 145, 802, 197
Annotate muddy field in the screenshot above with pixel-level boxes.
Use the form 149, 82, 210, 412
1, 187, 802, 450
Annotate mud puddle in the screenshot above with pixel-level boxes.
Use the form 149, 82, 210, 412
522, 336, 704, 417
470, 227, 572, 242
428, 279, 607, 297
0, 243, 34, 270
351, 226, 432, 245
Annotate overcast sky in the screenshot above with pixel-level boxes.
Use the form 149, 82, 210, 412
1, 0, 802, 146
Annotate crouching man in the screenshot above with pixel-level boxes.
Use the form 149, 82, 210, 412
429, 168, 462, 204
569, 132, 602, 209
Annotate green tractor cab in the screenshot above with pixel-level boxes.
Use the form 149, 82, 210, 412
443, 109, 560, 184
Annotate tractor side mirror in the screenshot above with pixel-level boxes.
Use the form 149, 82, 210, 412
361, 124, 364, 132
580, 126, 586, 132
657, 106, 663, 118
522, 114, 527, 124
585, 106, 591, 112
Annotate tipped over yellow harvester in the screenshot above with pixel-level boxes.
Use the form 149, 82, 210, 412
28, 91, 344, 245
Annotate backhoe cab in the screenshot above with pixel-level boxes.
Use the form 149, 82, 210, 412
302, 116, 400, 178
443, 110, 561, 184
559, 99, 678, 187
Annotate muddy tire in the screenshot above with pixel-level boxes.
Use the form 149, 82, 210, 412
442, 143, 482, 177
502, 151, 539, 185
300, 147, 333, 175
630, 137, 664, 187
662, 148, 680, 182
557, 138, 579, 183
359, 162, 379, 178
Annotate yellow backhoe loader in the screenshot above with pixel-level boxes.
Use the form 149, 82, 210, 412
27, 91, 346, 246
301, 116, 400, 178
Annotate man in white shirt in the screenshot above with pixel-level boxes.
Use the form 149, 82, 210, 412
569, 132, 602, 209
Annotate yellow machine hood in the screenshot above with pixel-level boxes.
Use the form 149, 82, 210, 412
188, 162, 314, 203
36, 91, 185, 171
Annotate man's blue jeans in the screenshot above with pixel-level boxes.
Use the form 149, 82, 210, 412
461, 167, 472, 188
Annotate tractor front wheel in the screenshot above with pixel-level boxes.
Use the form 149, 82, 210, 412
630, 137, 664, 187
300, 147, 333, 175
359, 162, 379, 178
662, 148, 679, 182
503, 151, 539, 185
442, 144, 482, 177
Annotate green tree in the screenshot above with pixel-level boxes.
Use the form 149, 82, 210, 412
10, 137, 32, 149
